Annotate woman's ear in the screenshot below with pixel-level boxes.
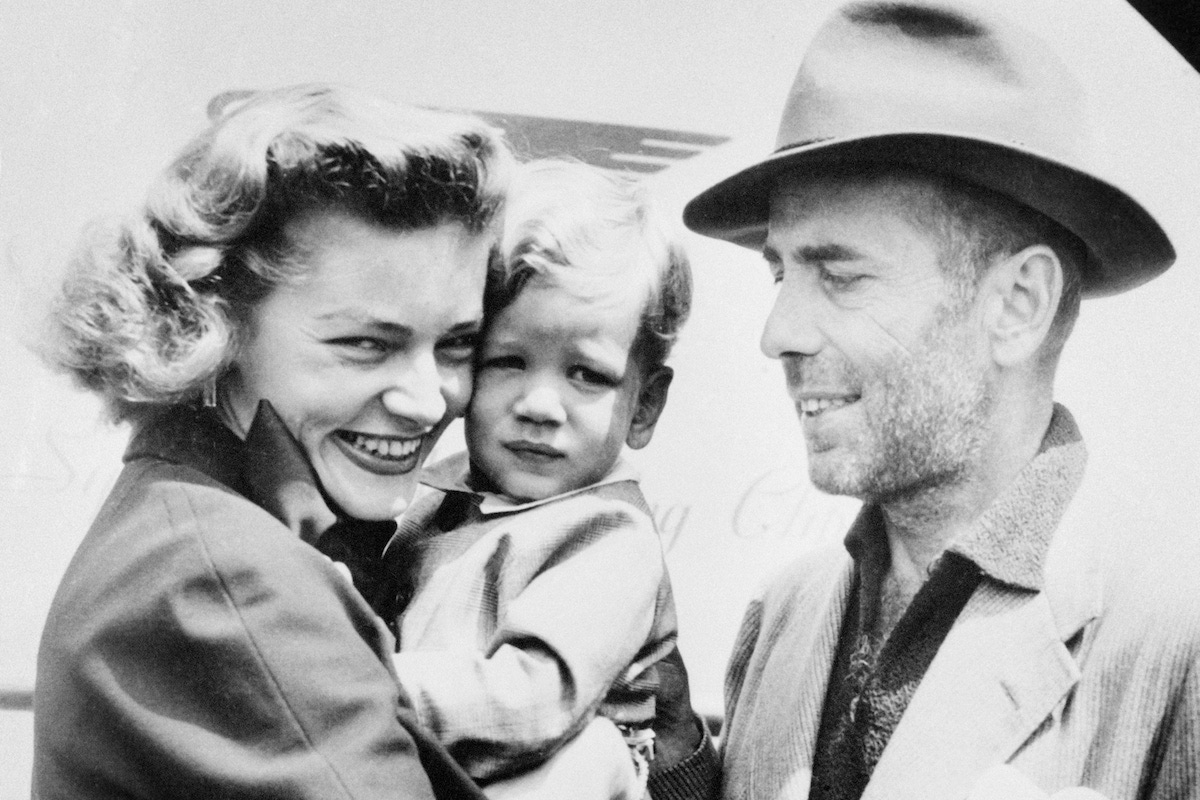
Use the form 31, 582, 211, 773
981, 245, 1062, 368
626, 366, 673, 450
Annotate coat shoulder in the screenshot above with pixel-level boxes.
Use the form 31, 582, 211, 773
1053, 463, 1200, 645
757, 541, 851, 618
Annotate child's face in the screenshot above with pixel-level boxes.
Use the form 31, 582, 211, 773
466, 281, 669, 502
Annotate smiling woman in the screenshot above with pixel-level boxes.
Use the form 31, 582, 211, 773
30, 83, 521, 799
220, 213, 492, 521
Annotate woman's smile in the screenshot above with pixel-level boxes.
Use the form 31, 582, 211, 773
334, 430, 427, 473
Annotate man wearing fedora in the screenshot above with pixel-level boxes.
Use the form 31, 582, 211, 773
673, 1, 1199, 799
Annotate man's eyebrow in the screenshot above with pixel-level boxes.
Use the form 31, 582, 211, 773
793, 243, 861, 264
761, 242, 863, 265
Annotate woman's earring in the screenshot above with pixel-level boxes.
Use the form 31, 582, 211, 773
202, 377, 218, 408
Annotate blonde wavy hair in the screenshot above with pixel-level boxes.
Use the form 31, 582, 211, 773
44, 83, 513, 422
488, 159, 692, 373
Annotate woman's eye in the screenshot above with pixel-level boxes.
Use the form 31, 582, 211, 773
330, 337, 388, 357
437, 333, 479, 362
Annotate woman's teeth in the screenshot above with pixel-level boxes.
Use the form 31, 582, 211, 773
344, 433, 422, 460
799, 397, 854, 417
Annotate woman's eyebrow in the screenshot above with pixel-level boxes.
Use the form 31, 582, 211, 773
314, 309, 413, 334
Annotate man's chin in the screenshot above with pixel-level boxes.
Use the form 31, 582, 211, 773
806, 453, 875, 500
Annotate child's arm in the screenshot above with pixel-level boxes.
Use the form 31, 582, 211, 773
392, 496, 669, 782
483, 717, 643, 800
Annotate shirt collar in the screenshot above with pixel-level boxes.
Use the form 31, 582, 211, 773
846, 403, 1087, 592
419, 450, 641, 516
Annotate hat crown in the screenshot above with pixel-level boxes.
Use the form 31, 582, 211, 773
683, 0, 1175, 294
776, 2, 1089, 164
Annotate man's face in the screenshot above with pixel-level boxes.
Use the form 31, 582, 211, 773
760, 172, 993, 502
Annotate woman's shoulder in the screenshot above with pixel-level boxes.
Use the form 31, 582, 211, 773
47, 453, 374, 668
66, 455, 332, 608
96, 454, 280, 544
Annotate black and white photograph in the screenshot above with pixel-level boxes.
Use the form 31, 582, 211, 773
2, 1, 1197, 797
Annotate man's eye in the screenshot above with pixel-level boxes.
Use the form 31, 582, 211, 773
820, 268, 865, 289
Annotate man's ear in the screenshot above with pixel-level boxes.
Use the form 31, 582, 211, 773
626, 366, 673, 450
981, 245, 1062, 368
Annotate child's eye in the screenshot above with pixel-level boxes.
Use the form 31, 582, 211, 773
568, 365, 618, 387
481, 354, 524, 371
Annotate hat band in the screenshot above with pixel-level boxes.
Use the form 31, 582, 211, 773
773, 137, 834, 155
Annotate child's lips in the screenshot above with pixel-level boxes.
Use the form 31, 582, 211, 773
505, 441, 565, 462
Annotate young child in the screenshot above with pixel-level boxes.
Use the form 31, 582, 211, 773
383, 159, 692, 794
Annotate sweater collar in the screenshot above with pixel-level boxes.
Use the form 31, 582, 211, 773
846, 403, 1088, 592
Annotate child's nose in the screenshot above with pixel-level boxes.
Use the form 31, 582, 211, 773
513, 384, 566, 425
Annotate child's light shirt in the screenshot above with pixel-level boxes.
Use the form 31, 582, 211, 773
384, 451, 677, 782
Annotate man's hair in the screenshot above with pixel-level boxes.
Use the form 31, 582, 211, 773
912, 172, 1084, 362
487, 159, 692, 374
894, 165, 1085, 362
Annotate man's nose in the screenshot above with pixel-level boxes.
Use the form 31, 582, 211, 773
761, 278, 824, 359
513, 382, 567, 426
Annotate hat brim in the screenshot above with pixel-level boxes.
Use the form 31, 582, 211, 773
683, 132, 1174, 298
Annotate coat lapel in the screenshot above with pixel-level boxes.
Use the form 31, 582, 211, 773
864, 560, 1100, 800
738, 551, 855, 800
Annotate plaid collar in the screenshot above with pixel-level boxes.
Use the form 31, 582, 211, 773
419, 450, 641, 516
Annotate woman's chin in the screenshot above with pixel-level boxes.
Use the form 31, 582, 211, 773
318, 462, 417, 521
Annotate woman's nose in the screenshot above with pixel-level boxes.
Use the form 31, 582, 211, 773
761, 277, 824, 359
380, 350, 448, 428
513, 383, 566, 426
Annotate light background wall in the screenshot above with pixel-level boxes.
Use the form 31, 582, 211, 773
2, 1, 1197, 794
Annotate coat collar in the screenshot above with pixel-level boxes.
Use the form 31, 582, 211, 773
126, 400, 396, 554
125, 403, 248, 495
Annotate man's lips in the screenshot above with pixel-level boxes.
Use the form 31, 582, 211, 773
795, 393, 860, 418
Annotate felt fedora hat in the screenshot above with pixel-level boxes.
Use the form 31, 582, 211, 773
683, 1, 1175, 297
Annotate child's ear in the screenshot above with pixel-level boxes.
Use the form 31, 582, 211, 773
626, 366, 673, 450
